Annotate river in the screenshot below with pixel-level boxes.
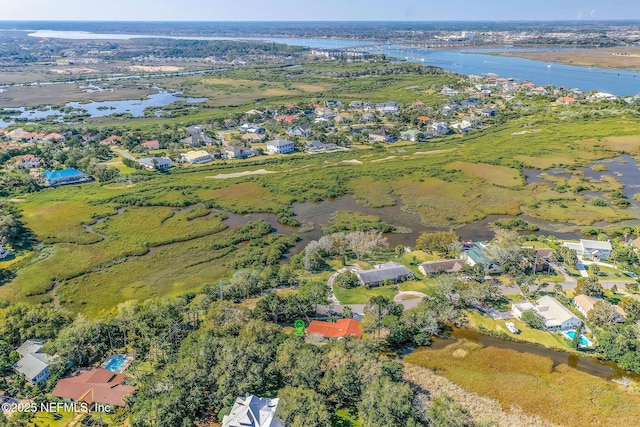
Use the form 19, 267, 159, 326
427, 328, 640, 381
27, 30, 640, 96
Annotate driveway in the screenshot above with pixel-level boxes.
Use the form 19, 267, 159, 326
111, 147, 135, 160
394, 291, 427, 310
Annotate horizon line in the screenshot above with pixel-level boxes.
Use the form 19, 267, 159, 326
1, 19, 640, 23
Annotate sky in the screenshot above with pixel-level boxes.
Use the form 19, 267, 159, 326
2, 0, 640, 21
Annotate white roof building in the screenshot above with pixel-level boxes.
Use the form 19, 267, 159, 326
564, 239, 612, 260
512, 296, 581, 331
14, 340, 54, 384
181, 150, 213, 164
222, 395, 284, 427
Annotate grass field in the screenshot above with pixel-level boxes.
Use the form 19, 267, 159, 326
405, 340, 640, 427
332, 284, 398, 305
7, 61, 640, 315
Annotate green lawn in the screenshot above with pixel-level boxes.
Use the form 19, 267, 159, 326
464, 310, 573, 350
332, 284, 398, 305
398, 280, 434, 295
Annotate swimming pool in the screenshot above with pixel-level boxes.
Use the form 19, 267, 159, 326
103, 354, 127, 372
565, 330, 591, 347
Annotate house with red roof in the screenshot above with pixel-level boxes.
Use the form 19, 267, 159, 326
416, 115, 431, 123
556, 97, 577, 104
9, 154, 42, 169
141, 140, 161, 150
52, 368, 136, 407
276, 115, 299, 124
100, 135, 122, 145
306, 319, 362, 339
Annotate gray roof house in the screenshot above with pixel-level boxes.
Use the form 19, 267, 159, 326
419, 259, 465, 276
136, 157, 173, 170
14, 340, 54, 384
222, 394, 284, 427
357, 261, 413, 287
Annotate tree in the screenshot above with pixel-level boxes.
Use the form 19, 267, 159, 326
625, 282, 639, 294
342, 305, 354, 319
359, 377, 422, 427
484, 229, 525, 277
345, 230, 388, 260
298, 280, 330, 313
572, 323, 584, 349
415, 231, 460, 256
253, 292, 286, 323
429, 394, 475, 427
619, 299, 640, 322
575, 277, 605, 297
521, 310, 544, 330
335, 271, 360, 289
363, 296, 403, 338
587, 301, 620, 327
277, 386, 331, 427
589, 263, 601, 278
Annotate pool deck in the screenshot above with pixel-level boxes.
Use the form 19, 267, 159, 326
101, 354, 134, 373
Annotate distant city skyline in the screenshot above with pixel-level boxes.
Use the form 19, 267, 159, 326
3, 0, 640, 22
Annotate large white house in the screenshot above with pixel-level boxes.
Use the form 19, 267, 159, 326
181, 150, 214, 164
563, 239, 612, 261
512, 296, 582, 331
14, 340, 54, 384
222, 394, 284, 427
266, 139, 295, 154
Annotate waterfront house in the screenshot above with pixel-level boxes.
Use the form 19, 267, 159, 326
368, 129, 397, 143
573, 294, 626, 322
225, 146, 254, 159
512, 296, 582, 331
43, 168, 91, 186
563, 239, 612, 261
266, 139, 295, 154
136, 157, 173, 170
463, 242, 501, 274
181, 150, 213, 164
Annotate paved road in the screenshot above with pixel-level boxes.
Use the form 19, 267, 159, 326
111, 147, 135, 160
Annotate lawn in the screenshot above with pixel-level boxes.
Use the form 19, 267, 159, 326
464, 310, 572, 350
398, 280, 434, 295
404, 340, 640, 427
332, 284, 398, 305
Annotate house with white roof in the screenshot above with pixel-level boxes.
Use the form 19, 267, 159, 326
266, 139, 295, 154
222, 394, 284, 427
136, 157, 173, 170
14, 339, 54, 384
512, 296, 581, 331
563, 239, 612, 261
181, 150, 213, 164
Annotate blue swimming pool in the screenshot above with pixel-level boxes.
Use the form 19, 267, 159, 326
104, 354, 127, 372
566, 330, 590, 347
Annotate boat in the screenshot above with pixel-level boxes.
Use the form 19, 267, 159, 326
0, 246, 10, 260
506, 322, 520, 334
